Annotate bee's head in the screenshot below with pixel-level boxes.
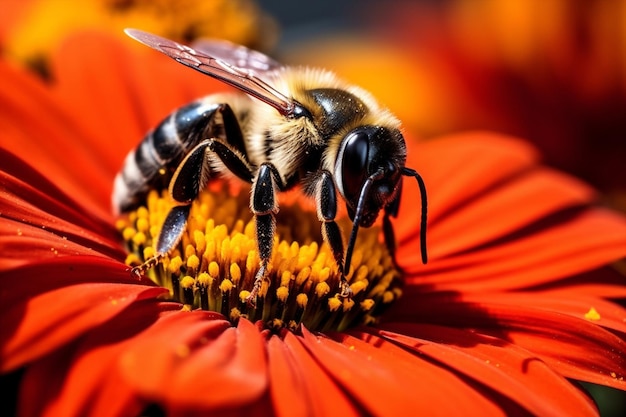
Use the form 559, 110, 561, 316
335, 125, 406, 227
334, 124, 428, 275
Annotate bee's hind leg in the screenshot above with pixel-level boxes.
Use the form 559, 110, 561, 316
130, 204, 191, 278
131, 141, 213, 277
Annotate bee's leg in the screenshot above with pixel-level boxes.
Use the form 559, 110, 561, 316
132, 138, 255, 277
382, 183, 403, 273
313, 171, 351, 298
246, 163, 282, 306
218, 103, 247, 158
130, 102, 254, 278
163, 135, 256, 239
131, 139, 213, 277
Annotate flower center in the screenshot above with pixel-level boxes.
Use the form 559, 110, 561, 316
117, 184, 402, 332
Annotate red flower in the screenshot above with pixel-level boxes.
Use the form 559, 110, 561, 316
1, 31, 626, 416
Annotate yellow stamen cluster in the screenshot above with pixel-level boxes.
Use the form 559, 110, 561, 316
118, 184, 403, 332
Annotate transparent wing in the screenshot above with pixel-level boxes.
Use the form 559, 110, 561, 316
191, 39, 284, 74
125, 29, 295, 116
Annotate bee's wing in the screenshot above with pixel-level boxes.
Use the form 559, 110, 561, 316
125, 29, 296, 116
191, 39, 283, 74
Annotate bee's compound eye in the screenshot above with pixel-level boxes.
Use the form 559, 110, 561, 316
338, 130, 370, 202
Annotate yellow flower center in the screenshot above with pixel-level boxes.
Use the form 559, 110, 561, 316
117, 184, 402, 332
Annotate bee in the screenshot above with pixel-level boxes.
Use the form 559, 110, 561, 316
114, 29, 427, 304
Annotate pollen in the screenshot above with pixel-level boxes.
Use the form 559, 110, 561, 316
117, 184, 403, 332
584, 307, 601, 321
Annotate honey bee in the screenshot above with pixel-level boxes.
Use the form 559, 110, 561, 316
114, 29, 427, 304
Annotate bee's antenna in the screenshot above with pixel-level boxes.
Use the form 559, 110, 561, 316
344, 170, 385, 276
401, 167, 428, 264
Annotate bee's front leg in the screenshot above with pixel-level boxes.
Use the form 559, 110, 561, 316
246, 163, 282, 306
382, 182, 403, 273
313, 171, 351, 298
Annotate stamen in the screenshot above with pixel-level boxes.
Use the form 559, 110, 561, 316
117, 184, 403, 332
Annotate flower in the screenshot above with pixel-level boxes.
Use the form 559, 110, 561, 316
2, 30, 626, 416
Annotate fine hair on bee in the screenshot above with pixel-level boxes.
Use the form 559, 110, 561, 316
113, 29, 428, 305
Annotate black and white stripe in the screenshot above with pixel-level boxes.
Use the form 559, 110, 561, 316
112, 99, 221, 213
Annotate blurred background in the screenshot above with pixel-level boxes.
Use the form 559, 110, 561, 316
1, 0, 625, 415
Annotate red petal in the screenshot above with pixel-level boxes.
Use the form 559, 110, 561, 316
0, 60, 114, 212
119, 315, 267, 411
50, 31, 225, 176
113, 310, 228, 398
301, 326, 504, 416
535, 266, 626, 298
0, 255, 148, 303
402, 132, 539, 233
267, 331, 360, 417
423, 167, 595, 259
0, 280, 166, 372
166, 318, 268, 410
470, 290, 626, 334
484, 306, 626, 390
49, 32, 152, 175
18, 301, 179, 417
377, 323, 598, 417
0, 148, 115, 231
0, 219, 114, 270
406, 209, 626, 291
395, 295, 626, 390
0, 164, 125, 268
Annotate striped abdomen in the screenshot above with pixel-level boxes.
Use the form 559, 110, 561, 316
112, 99, 221, 213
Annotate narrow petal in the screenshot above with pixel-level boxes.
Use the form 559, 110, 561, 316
117, 311, 229, 398
0, 256, 148, 304
0, 161, 125, 267
485, 307, 626, 390
377, 323, 599, 417
0, 218, 114, 270
394, 295, 626, 390
424, 167, 596, 259
0, 280, 166, 372
301, 326, 504, 416
267, 331, 360, 417
470, 290, 626, 334
0, 188, 124, 265
0, 148, 115, 231
405, 209, 626, 291
164, 319, 268, 410
530, 266, 626, 298
554, 282, 626, 299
